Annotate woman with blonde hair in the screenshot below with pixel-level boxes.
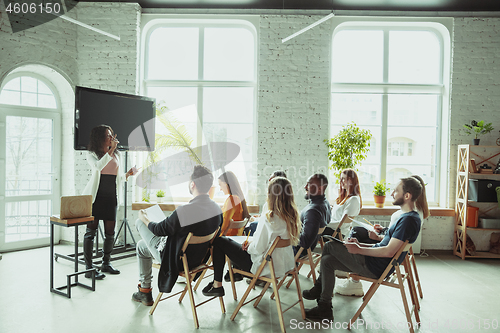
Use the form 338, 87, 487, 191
202, 177, 301, 296
323, 168, 362, 238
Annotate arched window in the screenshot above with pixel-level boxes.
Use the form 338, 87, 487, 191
330, 19, 451, 204
0, 73, 61, 250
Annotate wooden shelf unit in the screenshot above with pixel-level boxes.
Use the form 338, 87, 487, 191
454, 145, 500, 259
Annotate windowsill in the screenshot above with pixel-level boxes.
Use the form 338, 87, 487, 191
360, 206, 454, 217
132, 202, 260, 214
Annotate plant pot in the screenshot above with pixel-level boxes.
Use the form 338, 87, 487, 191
473, 138, 480, 145
157, 197, 164, 203
373, 195, 386, 208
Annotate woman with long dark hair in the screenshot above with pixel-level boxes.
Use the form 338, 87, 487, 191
218, 171, 251, 236
82, 125, 138, 279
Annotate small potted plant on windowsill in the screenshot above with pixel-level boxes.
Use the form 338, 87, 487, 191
463, 120, 494, 145
156, 189, 165, 203
373, 180, 391, 208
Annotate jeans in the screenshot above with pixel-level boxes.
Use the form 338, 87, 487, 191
318, 240, 377, 303
135, 218, 163, 289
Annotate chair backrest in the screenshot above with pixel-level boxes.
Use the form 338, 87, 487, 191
380, 240, 411, 279
181, 229, 219, 253
228, 217, 249, 230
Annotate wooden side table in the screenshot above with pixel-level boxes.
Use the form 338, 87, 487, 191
50, 215, 96, 298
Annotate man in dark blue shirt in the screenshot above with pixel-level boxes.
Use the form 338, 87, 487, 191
302, 176, 422, 321
294, 173, 331, 255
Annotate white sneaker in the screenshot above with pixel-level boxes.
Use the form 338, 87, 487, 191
335, 270, 350, 279
335, 278, 364, 297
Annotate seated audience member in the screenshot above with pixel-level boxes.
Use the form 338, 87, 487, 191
323, 168, 361, 239
337, 175, 429, 296
131, 165, 223, 306
202, 177, 301, 297
302, 177, 422, 321
294, 173, 331, 256
218, 171, 251, 236
245, 170, 287, 236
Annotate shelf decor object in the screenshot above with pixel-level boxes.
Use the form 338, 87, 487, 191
454, 145, 500, 259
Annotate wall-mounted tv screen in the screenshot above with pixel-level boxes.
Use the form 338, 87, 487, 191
74, 86, 156, 151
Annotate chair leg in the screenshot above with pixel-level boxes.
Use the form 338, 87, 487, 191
149, 292, 163, 315
410, 248, 424, 298
269, 261, 286, 333
292, 271, 306, 319
404, 258, 420, 312
253, 281, 271, 307
395, 265, 415, 333
183, 260, 200, 329
227, 257, 238, 300
230, 276, 256, 321
193, 257, 212, 291
350, 282, 381, 325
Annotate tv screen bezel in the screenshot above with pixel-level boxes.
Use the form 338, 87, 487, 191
74, 86, 156, 151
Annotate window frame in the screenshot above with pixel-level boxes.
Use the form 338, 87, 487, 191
330, 18, 452, 207
138, 15, 259, 202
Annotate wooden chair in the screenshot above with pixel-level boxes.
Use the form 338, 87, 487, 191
279, 226, 325, 288
149, 230, 225, 329
348, 240, 421, 333
227, 237, 306, 333
193, 218, 249, 291
328, 213, 351, 242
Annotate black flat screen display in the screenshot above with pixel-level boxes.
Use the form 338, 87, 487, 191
74, 86, 156, 151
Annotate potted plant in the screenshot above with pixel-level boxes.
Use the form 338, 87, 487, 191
373, 180, 391, 208
156, 190, 165, 203
324, 122, 372, 181
463, 120, 494, 145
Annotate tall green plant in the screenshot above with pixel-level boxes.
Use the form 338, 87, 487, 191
324, 122, 372, 181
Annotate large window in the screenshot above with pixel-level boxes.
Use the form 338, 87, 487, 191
0, 74, 61, 250
330, 21, 451, 205
140, 18, 257, 201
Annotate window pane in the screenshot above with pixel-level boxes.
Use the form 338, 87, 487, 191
21, 92, 37, 107
204, 28, 255, 81
332, 30, 383, 83
21, 76, 37, 93
203, 87, 254, 124
147, 27, 199, 80
331, 93, 381, 126
388, 94, 439, 126
0, 90, 20, 105
3, 77, 20, 91
389, 31, 441, 84
38, 80, 52, 94
6, 116, 53, 197
38, 94, 57, 109
5, 200, 51, 242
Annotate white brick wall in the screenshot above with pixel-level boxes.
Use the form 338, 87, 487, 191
257, 15, 332, 210
2, 6, 500, 250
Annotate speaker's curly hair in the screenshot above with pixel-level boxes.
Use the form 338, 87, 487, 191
87, 124, 117, 158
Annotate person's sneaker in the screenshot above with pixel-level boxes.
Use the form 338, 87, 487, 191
202, 283, 225, 297
334, 279, 364, 297
302, 282, 322, 300
224, 271, 243, 282
132, 284, 154, 306
176, 276, 187, 284
335, 270, 349, 279
305, 301, 333, 321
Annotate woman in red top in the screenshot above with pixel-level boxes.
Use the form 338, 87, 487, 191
218, 171, 250, 236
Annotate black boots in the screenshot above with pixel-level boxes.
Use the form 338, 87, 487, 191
305, 300, 334, 321
132, 284, 154, 306
303, 279, 322, 301
101, 233, 120, 274
83, 228, 105, 279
